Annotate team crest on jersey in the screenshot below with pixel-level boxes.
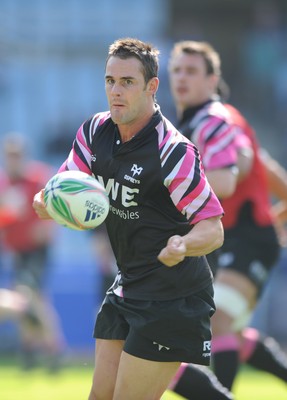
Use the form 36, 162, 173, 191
124, 164, 143, 185
131, 164, 143, 177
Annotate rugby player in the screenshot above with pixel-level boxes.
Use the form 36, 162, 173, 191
33, 38, 224, 400
168, 39, 287, 395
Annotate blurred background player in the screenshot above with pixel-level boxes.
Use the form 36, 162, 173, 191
0, 132, 65, 371
168, 147, 287, 400
168, 40, 287, 395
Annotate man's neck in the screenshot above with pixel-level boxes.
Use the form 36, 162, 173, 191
179, 99, 213, 124
118, 104, 157, 143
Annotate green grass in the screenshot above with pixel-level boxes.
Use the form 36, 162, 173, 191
1, 361, 286, 400
232, 367, 287, 400
1, 360, 93, 400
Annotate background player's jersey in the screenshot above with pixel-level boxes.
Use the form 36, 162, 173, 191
221, 104, 274, 229
178, 100, 242, 171
0, 161, 53, 252
178, 100, 273, 229
59, 107, 223, 300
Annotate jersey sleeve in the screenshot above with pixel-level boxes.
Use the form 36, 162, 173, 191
195, 115, 243, 171
233, 128, 253, 151
58, 112, 109, 174
160, 125, 224, 225
58, 120, 93, 174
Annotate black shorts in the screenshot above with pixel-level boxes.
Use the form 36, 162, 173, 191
218, 223, 280, 292
94, 285, 215, 365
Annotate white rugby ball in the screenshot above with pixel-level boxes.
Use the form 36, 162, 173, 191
44, 170, 109, 231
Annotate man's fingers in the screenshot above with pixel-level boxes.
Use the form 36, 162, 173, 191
32, 189, 52, 220
158, 236, 186, 267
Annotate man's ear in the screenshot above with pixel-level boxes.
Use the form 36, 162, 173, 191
147, 77, 159, 96
209, 74, 220, 94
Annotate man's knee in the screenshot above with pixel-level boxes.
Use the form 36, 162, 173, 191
213, 282, 252, 334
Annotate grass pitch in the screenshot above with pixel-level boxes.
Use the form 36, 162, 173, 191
1, 360, 286, 400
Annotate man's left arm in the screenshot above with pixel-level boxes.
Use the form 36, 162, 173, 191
158, 216, 224, 267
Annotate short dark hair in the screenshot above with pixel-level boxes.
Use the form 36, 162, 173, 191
169, 40, 221, 76
107, 38, 160, 85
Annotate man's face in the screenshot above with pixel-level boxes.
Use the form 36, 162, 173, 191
105, 56, 153, 126
169, 52, 217, 110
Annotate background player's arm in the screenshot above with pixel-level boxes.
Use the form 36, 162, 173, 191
205, 145, 253, 199
272, 201, 287, 225
236, 146, 254, 182
260, 149, 287, 208
260, 148, 287, 246
206, 167, 238, 199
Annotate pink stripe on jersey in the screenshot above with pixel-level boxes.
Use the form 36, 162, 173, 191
204, 127, 234, 154
161, 143, 176, 164
168, 145, 196, 194
158, 123, 175, 152
98, 112, 110, 127
191, 194, 223, 225
198, 117, 219, 143
160, 120, 224, 223
177, 180, 209, 213
234, 130, 252, 150
58, 154, 91, 175
58, 122, 93, 174
165, 142, 211, 217
192, 103, 242, 170
71, 153, 91, 174
159, 133, 182, 165
202, 127, 237, 170
76, 124, 87, 146
76, 125, 93, 161
156, 121, 166, 147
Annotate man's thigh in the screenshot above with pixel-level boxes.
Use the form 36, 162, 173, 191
114, 351, 180, 400
89, 339, 125, 400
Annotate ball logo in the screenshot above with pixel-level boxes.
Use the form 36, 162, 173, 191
84, 200, 106, 221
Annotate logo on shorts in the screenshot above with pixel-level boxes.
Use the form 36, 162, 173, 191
202, 340, 211, 358
153, 341, 170, 351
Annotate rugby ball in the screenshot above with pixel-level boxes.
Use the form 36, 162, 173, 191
44, 170, 109, 231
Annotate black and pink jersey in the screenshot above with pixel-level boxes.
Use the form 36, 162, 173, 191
59, 106, 223, 300
221, 104, 274, 229
178, 100, 274, 230
178, 99, 244, 171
